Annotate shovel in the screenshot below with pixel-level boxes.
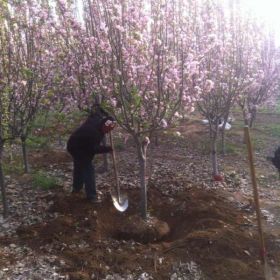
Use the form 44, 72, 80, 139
109, 131, 128, 212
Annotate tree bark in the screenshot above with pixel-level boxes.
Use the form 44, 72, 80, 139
211, 136, 219, 176
135, 137, 149, 220
21, 136, 30, 173
0, 142, 8, 218
243, 109, 249, 126
249, 108, 257, 128
242, 109, 249, 143
154, 132, 159, 147
8, 142, 14, 162
139, 153, 147, 219
221, 129, 225, 156
210, 124, 219, 176
220, 113, 230, 156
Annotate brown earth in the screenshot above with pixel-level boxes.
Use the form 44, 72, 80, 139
8, 186, 277, 280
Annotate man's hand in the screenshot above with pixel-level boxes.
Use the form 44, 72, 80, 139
102, 120, 116, 134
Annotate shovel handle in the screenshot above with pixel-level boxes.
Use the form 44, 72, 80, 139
109, 131, 120, 200
244, 126, 266, 264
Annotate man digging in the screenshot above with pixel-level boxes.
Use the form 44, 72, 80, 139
67, 108, 116, 203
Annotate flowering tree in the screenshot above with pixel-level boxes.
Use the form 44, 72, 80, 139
53, 0, 109, 112
0, 0, 56, 215
52, 0, 198, 218
4, 1, 56, 173
195, 0, 243, 178
90, 0, 197, 218
49, 0, 198, 218
237, 32, 280, 127
195, 0, 280, 177
0, 0, 18, 216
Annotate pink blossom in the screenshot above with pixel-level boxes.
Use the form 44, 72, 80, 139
205, 79, 214, 93
160, 119, 168, 128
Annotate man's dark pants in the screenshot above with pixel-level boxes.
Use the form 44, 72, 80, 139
72, 158, 96, 199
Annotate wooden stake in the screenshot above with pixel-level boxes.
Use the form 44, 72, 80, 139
244, 126, 271, 279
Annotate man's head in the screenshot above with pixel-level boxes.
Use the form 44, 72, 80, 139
101, 116, 116, 134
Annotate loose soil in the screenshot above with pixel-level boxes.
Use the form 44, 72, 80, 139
11, 187, 273, 280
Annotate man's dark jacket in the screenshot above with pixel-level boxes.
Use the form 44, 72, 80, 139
67, 110, 113, 161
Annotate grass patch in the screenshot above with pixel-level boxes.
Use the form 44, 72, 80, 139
26, 110, 85, 149
26, 135, 49, 149
3, 161, 24, 175
32, 170, 59, 190
262, 123, 280, 137
193, 137, 241, 155
232, 119, 245, 129
217, 141, 240, 155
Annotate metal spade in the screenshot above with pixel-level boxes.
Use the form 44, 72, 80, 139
109, 131, 128, 212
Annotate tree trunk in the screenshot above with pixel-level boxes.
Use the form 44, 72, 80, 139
58, 134, 63, 147
211, 136, 219, 176
8, 142, 14, 162
221, 129, 225, 156
21, 136, 30, 173
249, 108, 257, 128
221, 113, 230, 156
139, 153, 147, 219
242, 109, 249, 143
249, 117, 254, 128
242, 109, 249, 126
0, 142, 8, 218
149, 131, 159, 147
154, 133, 159, 147
135, 137, 149, 220
210, 125, 219, 176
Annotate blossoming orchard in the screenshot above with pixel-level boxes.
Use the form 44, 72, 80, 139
0, 0, 280, 279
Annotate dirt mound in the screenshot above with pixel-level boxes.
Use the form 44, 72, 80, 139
115, 215, 170, 243
14, 187, 271, 279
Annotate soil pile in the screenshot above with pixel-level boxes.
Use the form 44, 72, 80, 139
12, 187, 275, 280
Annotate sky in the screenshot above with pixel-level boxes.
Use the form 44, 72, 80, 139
234, 0, 280, 44
242, 0, 280, 25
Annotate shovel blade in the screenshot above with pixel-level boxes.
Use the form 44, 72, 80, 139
110, 190, 128, 212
